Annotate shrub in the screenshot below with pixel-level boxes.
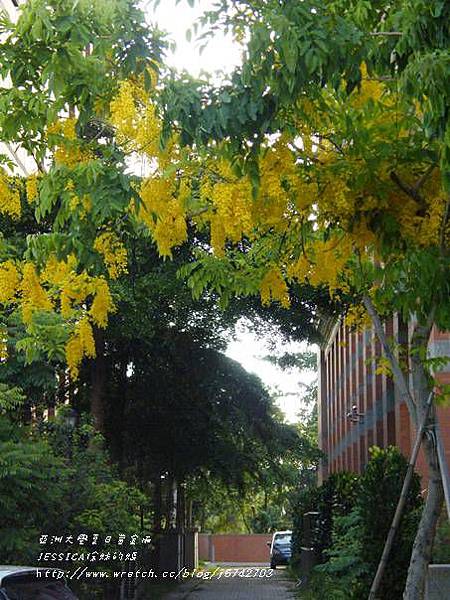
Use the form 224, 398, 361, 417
357, 446, 422, 599
311, 446, 422, 600
433, 513, 450, 563
0, 416, 66, 562
291, 471, 359, 567
0, 411, 148, 599
316, 509, 369, 598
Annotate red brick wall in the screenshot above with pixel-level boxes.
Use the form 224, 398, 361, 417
198, 534, 272, 563
318, 317, 450, 487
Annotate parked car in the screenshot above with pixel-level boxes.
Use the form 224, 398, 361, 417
267, 530, 292, 569
0, 567, 78, 599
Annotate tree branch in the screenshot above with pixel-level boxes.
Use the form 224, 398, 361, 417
414, 164, 435, 192
390, 171, 427, 213
363, 295, 417, 423
370, 31, 403, 36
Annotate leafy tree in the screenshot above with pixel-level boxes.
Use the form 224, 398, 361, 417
0, 2, 446, 594
138, 2, 447, 594
357, 447, 422, 599
0, 0, 166, 380
0, 415, 65, 562
104, 329, 314, 529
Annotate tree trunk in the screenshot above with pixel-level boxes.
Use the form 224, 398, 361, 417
403, 319, 443, 599
154, 477, 163, 533
403, 434, 443, 599
90, 327, 106, 431
168, 475, 178, 530
363, 297, 444, 597
368, 392, 433, 600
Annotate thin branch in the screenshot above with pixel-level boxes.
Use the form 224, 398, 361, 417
370, 31, 403, 36
363, 295, 417, 422
414, 164, 435, 192
390, 171, 427, 211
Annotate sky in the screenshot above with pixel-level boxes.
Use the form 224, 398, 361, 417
145, 0, 242, 76
145, 1, 317, 423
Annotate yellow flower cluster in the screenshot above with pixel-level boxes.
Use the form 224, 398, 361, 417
388, 169, 447, 246
258, 143, 294, 227
27, 255, 115, 377
69, 192, 92, 219
94, 231, 128, 279
20, 262, 53, 324
350, 63, 383, 110
109, 81, 138, 144
26, 174, 39, 203
308, 238, 352, 292
345, 304, 372, 331
47, 118, 92, 167
199, 159, 255, 254
211, 179, 253, 241
260, 267, 290, 308
109, 80, 160, 155
287, 255, 310, 282
139, 176, 187, 257
139, 175, 173, 222
152, 200, 188, 257
65, 317, 96, 379
0, 172, 21, 219
41, 255, 116, 329
89, 277, 115, 328
0, 260, 20, 303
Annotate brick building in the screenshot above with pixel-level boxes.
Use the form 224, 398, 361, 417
317, 315, 450, 484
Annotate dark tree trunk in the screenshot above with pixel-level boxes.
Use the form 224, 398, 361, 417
91, 327, 106, 431
404, 432, 443, 599
154, 477, 163, 533
404, 320, 444, 599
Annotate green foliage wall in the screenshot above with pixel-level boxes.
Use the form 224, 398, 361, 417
294, 447, 423, 600
0, 410, 146, 575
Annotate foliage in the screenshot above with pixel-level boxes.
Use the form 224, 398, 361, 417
263, 349, 317, 373
109, 331, 313, 487
432, 512, 450, 563
316, 510, 369, 597
357, 446, 422, 599
0, 408, 146, 587
0, 0, 166, 378
0, 415, 65, 562
306, 447, 422, 600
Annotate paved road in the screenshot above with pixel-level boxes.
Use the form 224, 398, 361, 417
162, 566, 297, 599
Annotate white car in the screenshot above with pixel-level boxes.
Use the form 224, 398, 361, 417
267, 530, 292, 569
0, 567, 78, 599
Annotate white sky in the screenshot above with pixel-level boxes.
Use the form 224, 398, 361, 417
147, 1, 317, 423
227, 321, 317, 423
145, 0, 242, 75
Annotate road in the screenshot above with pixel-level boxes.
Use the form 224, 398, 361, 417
162, 566, 297, 599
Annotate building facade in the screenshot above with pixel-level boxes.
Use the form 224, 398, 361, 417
318, 315, 450, 485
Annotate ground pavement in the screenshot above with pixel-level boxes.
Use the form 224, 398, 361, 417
161, 565, 297, 600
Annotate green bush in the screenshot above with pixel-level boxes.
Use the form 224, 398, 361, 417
432, 510, 450, 563
0, 416, 66, 562
357, 446, 422, 599
316, 509, 369, 597
0, 411, 148, 599
313, 447, 422, 600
